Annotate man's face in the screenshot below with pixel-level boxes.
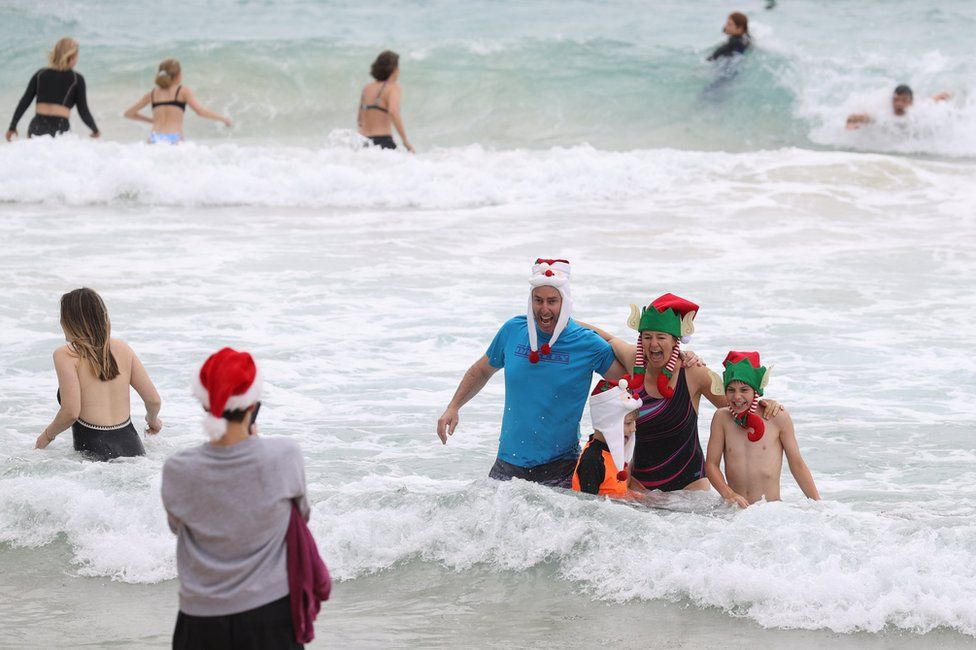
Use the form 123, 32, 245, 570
892, 92, 913, 116
532, 286, 562, 333
623, 410, 638, 442
725, 381, 756, 414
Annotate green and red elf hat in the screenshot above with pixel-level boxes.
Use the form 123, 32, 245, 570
625, 293, 698, 398
721, 351, 771, 442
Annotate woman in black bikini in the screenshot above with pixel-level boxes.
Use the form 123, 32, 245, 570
35, 288, 163, 461
6, 37, 100, 141
358, 50, 415, 152
124, 58, 232, 143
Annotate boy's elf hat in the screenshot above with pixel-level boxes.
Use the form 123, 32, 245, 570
526, 259, 572, 364
589, 378, 643, 480
625, 293, 698, 398
722, 351, 772, 442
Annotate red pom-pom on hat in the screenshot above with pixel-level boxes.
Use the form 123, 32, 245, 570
540, 344, 551, 355
529, 350, 540, 364
657, 372, 675, 398
616, 469, 628, 481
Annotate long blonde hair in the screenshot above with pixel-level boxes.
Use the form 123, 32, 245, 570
155, 58, 181, 89
60, 288, 120, 381
48, 38, 79, 71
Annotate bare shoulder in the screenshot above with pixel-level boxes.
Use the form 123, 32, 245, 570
684, 363, 712, 388
110, 338, 134, 356
53, 344, 78, 363
710, 406, 733, 426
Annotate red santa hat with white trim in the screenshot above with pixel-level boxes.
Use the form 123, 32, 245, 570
526, 258, 572, 364
191, 347, 263, 441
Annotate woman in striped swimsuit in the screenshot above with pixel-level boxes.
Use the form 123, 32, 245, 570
585, 293, 780, 492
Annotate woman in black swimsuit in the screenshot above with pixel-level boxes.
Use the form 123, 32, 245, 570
6, 37, 100, 141
35, 288, 163, 461
358, 50, 415, 152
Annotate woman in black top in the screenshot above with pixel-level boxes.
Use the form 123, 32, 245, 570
708, 12, 751, 61
6, 37, 100, 141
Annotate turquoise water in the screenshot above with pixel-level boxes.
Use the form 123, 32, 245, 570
2, 0, 974, 152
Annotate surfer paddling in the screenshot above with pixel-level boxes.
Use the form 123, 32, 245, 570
705, 351, 820, 507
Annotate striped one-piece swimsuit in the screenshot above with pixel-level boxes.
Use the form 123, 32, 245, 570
631, 367, 706, 491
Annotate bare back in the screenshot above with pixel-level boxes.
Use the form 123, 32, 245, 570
150, 86, 187, 135
358, 80, 394, 136
64, 339, 134, 425
717, 405, 785, 503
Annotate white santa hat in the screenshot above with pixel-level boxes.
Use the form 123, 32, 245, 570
589, 378, 643, 480
526, 258, 573, 364
191, 347, 263, 442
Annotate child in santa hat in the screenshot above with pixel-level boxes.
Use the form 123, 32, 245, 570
704, 351, 820, 507
572, 378, 642, 497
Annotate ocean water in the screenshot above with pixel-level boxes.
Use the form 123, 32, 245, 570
1, 1, 975, 647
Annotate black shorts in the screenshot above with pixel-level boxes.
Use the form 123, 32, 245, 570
488, 456, 577, 489
366, 134, 396, 150
28, 114, 70, 138
173, 596, 302, 650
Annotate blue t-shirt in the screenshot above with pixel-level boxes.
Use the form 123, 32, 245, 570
485, 316, 616, 468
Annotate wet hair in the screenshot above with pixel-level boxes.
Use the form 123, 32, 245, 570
155, 58, 181, 89
729, 12, 749, 35
60, 288, 119, 381
48, 38, 79, 71
894, 84, 914, 98
370, 50, 400, 81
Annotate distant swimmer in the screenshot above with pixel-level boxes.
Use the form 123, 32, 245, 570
358, 50, 415, 152
35, 288, 162, 461
846, 84, 952, 130
707, 12, 751, 61
5, 38, 100, 141
123, 58, 232, 144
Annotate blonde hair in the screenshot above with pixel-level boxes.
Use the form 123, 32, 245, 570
48, 38, 79, 71
60, 288, 120, 382
155, 58, 181, 89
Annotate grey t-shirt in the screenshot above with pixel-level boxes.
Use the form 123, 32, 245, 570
161, 436, 309, 616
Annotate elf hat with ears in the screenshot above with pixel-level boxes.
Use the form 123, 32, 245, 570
722, 351, 772, 442
191, 347, 263, 442
625, 293, 698, 398
589, 378, 643, 481
526, 258, 572, 364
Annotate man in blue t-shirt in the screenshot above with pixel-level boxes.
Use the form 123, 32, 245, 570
436, 259, 626, 488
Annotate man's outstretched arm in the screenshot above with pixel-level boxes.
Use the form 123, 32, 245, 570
436, 355, 499, 444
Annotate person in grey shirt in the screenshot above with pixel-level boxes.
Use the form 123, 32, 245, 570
161, 347, 309, 650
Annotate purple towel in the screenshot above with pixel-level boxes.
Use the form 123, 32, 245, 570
286, 502, 331, 644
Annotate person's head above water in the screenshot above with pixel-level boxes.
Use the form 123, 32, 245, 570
370, 50, 400, 82
155, 58, 182, 89
724, 12, 749, 36
48, 37, 79, 71
526, 259, 572, 363
60, 287, 119, 382
892, 84, 914, 116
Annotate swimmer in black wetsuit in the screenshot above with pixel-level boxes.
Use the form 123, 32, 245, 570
708, 12, 751, 61
6, 38, 100, 141
358, 50, 415, 152
35, 288, 163, 461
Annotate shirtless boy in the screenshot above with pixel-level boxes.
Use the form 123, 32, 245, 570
705, 351, 820, 507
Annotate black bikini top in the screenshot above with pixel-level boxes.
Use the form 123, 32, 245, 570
360, 81, 389, 113
151, 85, 186, 111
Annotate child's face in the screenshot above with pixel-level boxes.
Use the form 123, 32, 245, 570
623, 411, 638, 441
725, 381, 756, 413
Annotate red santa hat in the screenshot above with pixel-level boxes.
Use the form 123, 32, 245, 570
589, 378, 643, 481
191, 347, 263, 441
526, 258, 572, 364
